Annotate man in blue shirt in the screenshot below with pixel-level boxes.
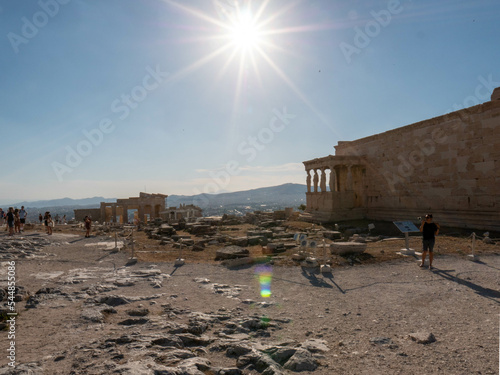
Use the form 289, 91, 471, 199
419, 214, 440, 269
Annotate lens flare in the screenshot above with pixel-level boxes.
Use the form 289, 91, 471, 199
255, 265, 273, 298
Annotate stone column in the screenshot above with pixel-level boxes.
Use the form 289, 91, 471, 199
329, 166, 337, 192
100, 203, 106, 223
138, 205, 145, 223
313, 169, 319, 193
121, 205, 128, 224
320, 168, 327, 192
346, 165, 353, 191
306, 170, 311, 193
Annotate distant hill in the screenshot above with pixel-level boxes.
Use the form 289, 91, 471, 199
5, 197, 115, 209
2, 183, 307, 218
167, 183, 307, 216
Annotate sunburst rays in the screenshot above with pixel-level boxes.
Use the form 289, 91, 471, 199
162, 0, 335, 132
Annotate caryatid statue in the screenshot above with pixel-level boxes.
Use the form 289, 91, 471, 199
313, 169, 319, 193
320, 168, 327, 192
329, 167, 336, 192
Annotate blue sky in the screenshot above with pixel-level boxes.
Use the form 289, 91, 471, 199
0, 0, 499, 203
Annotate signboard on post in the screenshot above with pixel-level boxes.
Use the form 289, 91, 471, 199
393, 221, 420, 255
394, 221, 419, 233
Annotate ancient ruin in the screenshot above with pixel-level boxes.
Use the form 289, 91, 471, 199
74, 192, 168, 223
303, 87, 500, 231
160, 204, 203, 222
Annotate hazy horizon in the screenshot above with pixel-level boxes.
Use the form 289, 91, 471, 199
1, 0, 499, 202
0, 182, 307, 206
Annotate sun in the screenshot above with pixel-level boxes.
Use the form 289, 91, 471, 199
163, 0, 330, 126
228, 11, 262, 51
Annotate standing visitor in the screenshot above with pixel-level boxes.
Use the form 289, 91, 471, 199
14, 209, 21, 234
19, 206, 27, 232
39, 213, 43, 224
4, 208, 8, 232
0, 208, 4, 226
62, 215, 67, 224
84, 216, 92, 238
6, 207, 14, 236
47, 214, 53, 235
44, 212, 50, 234
419, 214, 440, 269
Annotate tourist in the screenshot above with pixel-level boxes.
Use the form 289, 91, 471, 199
0, 208, 4, 226
39, 213, 43, 224
84, 216, 92, 238
419, 214, 440, 269
6, 207, 14, 236
13, 209, 21, 234
62, 215, 67, 225
19, 206, 27, 232
47, 214, 53, 235
44, 212, 50, 234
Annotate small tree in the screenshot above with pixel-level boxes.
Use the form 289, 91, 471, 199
297, 204, 306, 212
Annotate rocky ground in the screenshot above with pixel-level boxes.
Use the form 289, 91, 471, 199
0, 223, 499, 375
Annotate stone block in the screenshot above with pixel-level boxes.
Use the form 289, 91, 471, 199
247, 230, 273, 238
215, 246, 250, 260
264, 243, 286, 254
477, 196, 494, 207
330, 242, 366, 256
179, 238, 194, 246
473, 160, 495, 174
272, 232, 294, 240
248, 236, 267, 246
171, 235, 192, 242
158, 224, 175, 236
482, 117, 499, 129
323, 231, 342, 240
440, 149, 458, 160
188, 224, 213, 235
230, 237, 248, 247
491, 87, 500, 101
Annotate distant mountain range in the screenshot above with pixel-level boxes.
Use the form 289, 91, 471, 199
167, 183, 306, 208
3, 197, 115, 209
2, 183, 307, 217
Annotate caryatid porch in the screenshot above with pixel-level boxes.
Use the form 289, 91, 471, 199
303, 155, 367, 222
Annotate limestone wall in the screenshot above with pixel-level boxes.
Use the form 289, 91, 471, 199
333, 99, 500, 230
74, 208, 101, 222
